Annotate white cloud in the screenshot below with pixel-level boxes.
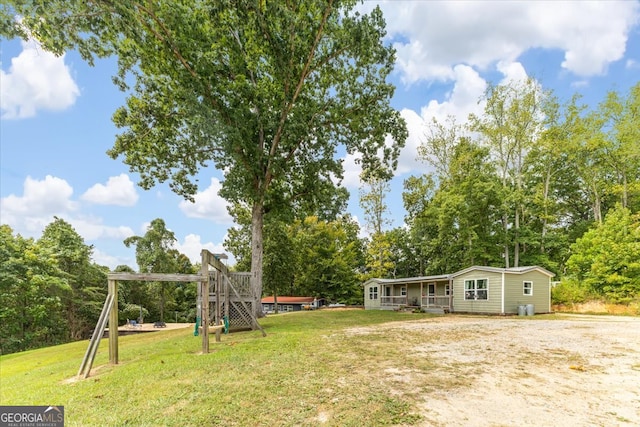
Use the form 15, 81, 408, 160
174, 233, 232, 265
0, 39, 80, 119
69, 217, 135, 241
0, 175, 134, 245
393, 65, 489, 178
91, 248, 134, 270
340, 153, 363, 189
626, 59, 640, 69
81, 174, 139, 206
1, 175, 77, 217
497, 61, 529, 85
375, 1, 639, 83
178, 178, 233, 223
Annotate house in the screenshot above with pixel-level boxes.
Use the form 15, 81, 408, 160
363, 266, 554, 314
261, 296, 323, 313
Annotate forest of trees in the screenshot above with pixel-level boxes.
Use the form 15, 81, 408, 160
0, 218, 198, 354
227, 80, 640, 306
1, 81, 638, 356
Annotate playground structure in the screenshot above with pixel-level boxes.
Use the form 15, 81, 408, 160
78, 249, 265, 379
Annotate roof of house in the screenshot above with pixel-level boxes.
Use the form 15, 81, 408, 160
363, 266, 554, 286
363, 274, 450, 287
261, 296, 316, 304
450, 265, 555, 278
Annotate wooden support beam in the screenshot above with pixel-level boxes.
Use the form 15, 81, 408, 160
108, 279, 119, 365
107, 273, 205, 282
200, 250, 209, 354
215, 269, 222, 343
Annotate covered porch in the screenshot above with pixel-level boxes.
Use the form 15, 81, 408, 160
364, 275, 452, 311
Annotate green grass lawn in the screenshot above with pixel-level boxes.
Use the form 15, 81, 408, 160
0, 310, 434, 426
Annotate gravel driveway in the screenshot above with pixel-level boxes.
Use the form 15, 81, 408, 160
348, 314, 640, 426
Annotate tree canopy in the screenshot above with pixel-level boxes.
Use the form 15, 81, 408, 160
1, 1, 407, 306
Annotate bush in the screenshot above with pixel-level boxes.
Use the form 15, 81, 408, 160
551, 279, 592, 305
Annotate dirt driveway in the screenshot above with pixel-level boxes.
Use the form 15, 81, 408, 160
347, 314, 640, 426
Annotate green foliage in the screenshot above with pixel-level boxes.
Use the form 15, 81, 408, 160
291, 216, 364, 304
1, 0, 407, 304
123, 218, 195, 322
362, 231, 395, 280
567, 205, 640, 302
551, 279, 593, 305
39, 218, 107, 340
405, 140, 503, 275
119, 304, 149, 324
0, 220, 108, 354
263, 220, 296, 299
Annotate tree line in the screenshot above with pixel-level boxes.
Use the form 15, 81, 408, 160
1, 2, 637, 353
0, 218, 198, 354
3, 77, 639, 353
226, 80, 640, 307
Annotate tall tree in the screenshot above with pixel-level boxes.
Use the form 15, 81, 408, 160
291, 216, 363, 303
263, 220, 296, 312
360, 176, 395, 279
39, 217, 107, 340
124, 218, 179, 322
599, 82, 640, 210
2, 1, 407, 311
0, 225, 70, 353
418, 115, 464, 181
405, 140, 502, 275
470, 78, 548, 267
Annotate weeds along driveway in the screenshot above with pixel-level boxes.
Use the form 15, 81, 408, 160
341, 314, 640, 427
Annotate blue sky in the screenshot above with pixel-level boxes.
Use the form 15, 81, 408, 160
1, 1, 639, 270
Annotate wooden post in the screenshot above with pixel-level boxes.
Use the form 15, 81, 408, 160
215, 270, 222, 342
108, 279, 119, 364
200, 250, 209, 354
224, 274, 230, 332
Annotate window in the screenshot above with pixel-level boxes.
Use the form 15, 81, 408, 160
445, 284, 451, 296
401, 287, 407, 296
523, 281, 533, 296
369, 286, 378, 300
464, 279, 488, 300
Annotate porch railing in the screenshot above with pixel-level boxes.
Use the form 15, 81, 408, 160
380, 296, 408, 306
421, 296, 451, 308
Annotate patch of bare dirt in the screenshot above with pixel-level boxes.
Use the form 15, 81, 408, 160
346, 315, 640, 426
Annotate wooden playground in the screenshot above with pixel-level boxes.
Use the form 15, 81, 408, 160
78, 249, 265, 378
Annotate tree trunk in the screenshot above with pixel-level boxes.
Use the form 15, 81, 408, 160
250, 201, 265, 317
502, 213, 510, 268
513, 207, 520, 268
273, 291, 279, 315
540, 168, 551, 254
622, 173, 628, 208
592, 183, 602, 224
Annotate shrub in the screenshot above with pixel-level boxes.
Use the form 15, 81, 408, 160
551, 279, 592, 305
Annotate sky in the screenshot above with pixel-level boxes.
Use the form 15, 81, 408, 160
1, 1, 639, 271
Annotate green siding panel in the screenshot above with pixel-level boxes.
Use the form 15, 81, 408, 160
503, 271, 550, 314
453, 271, 503, 313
